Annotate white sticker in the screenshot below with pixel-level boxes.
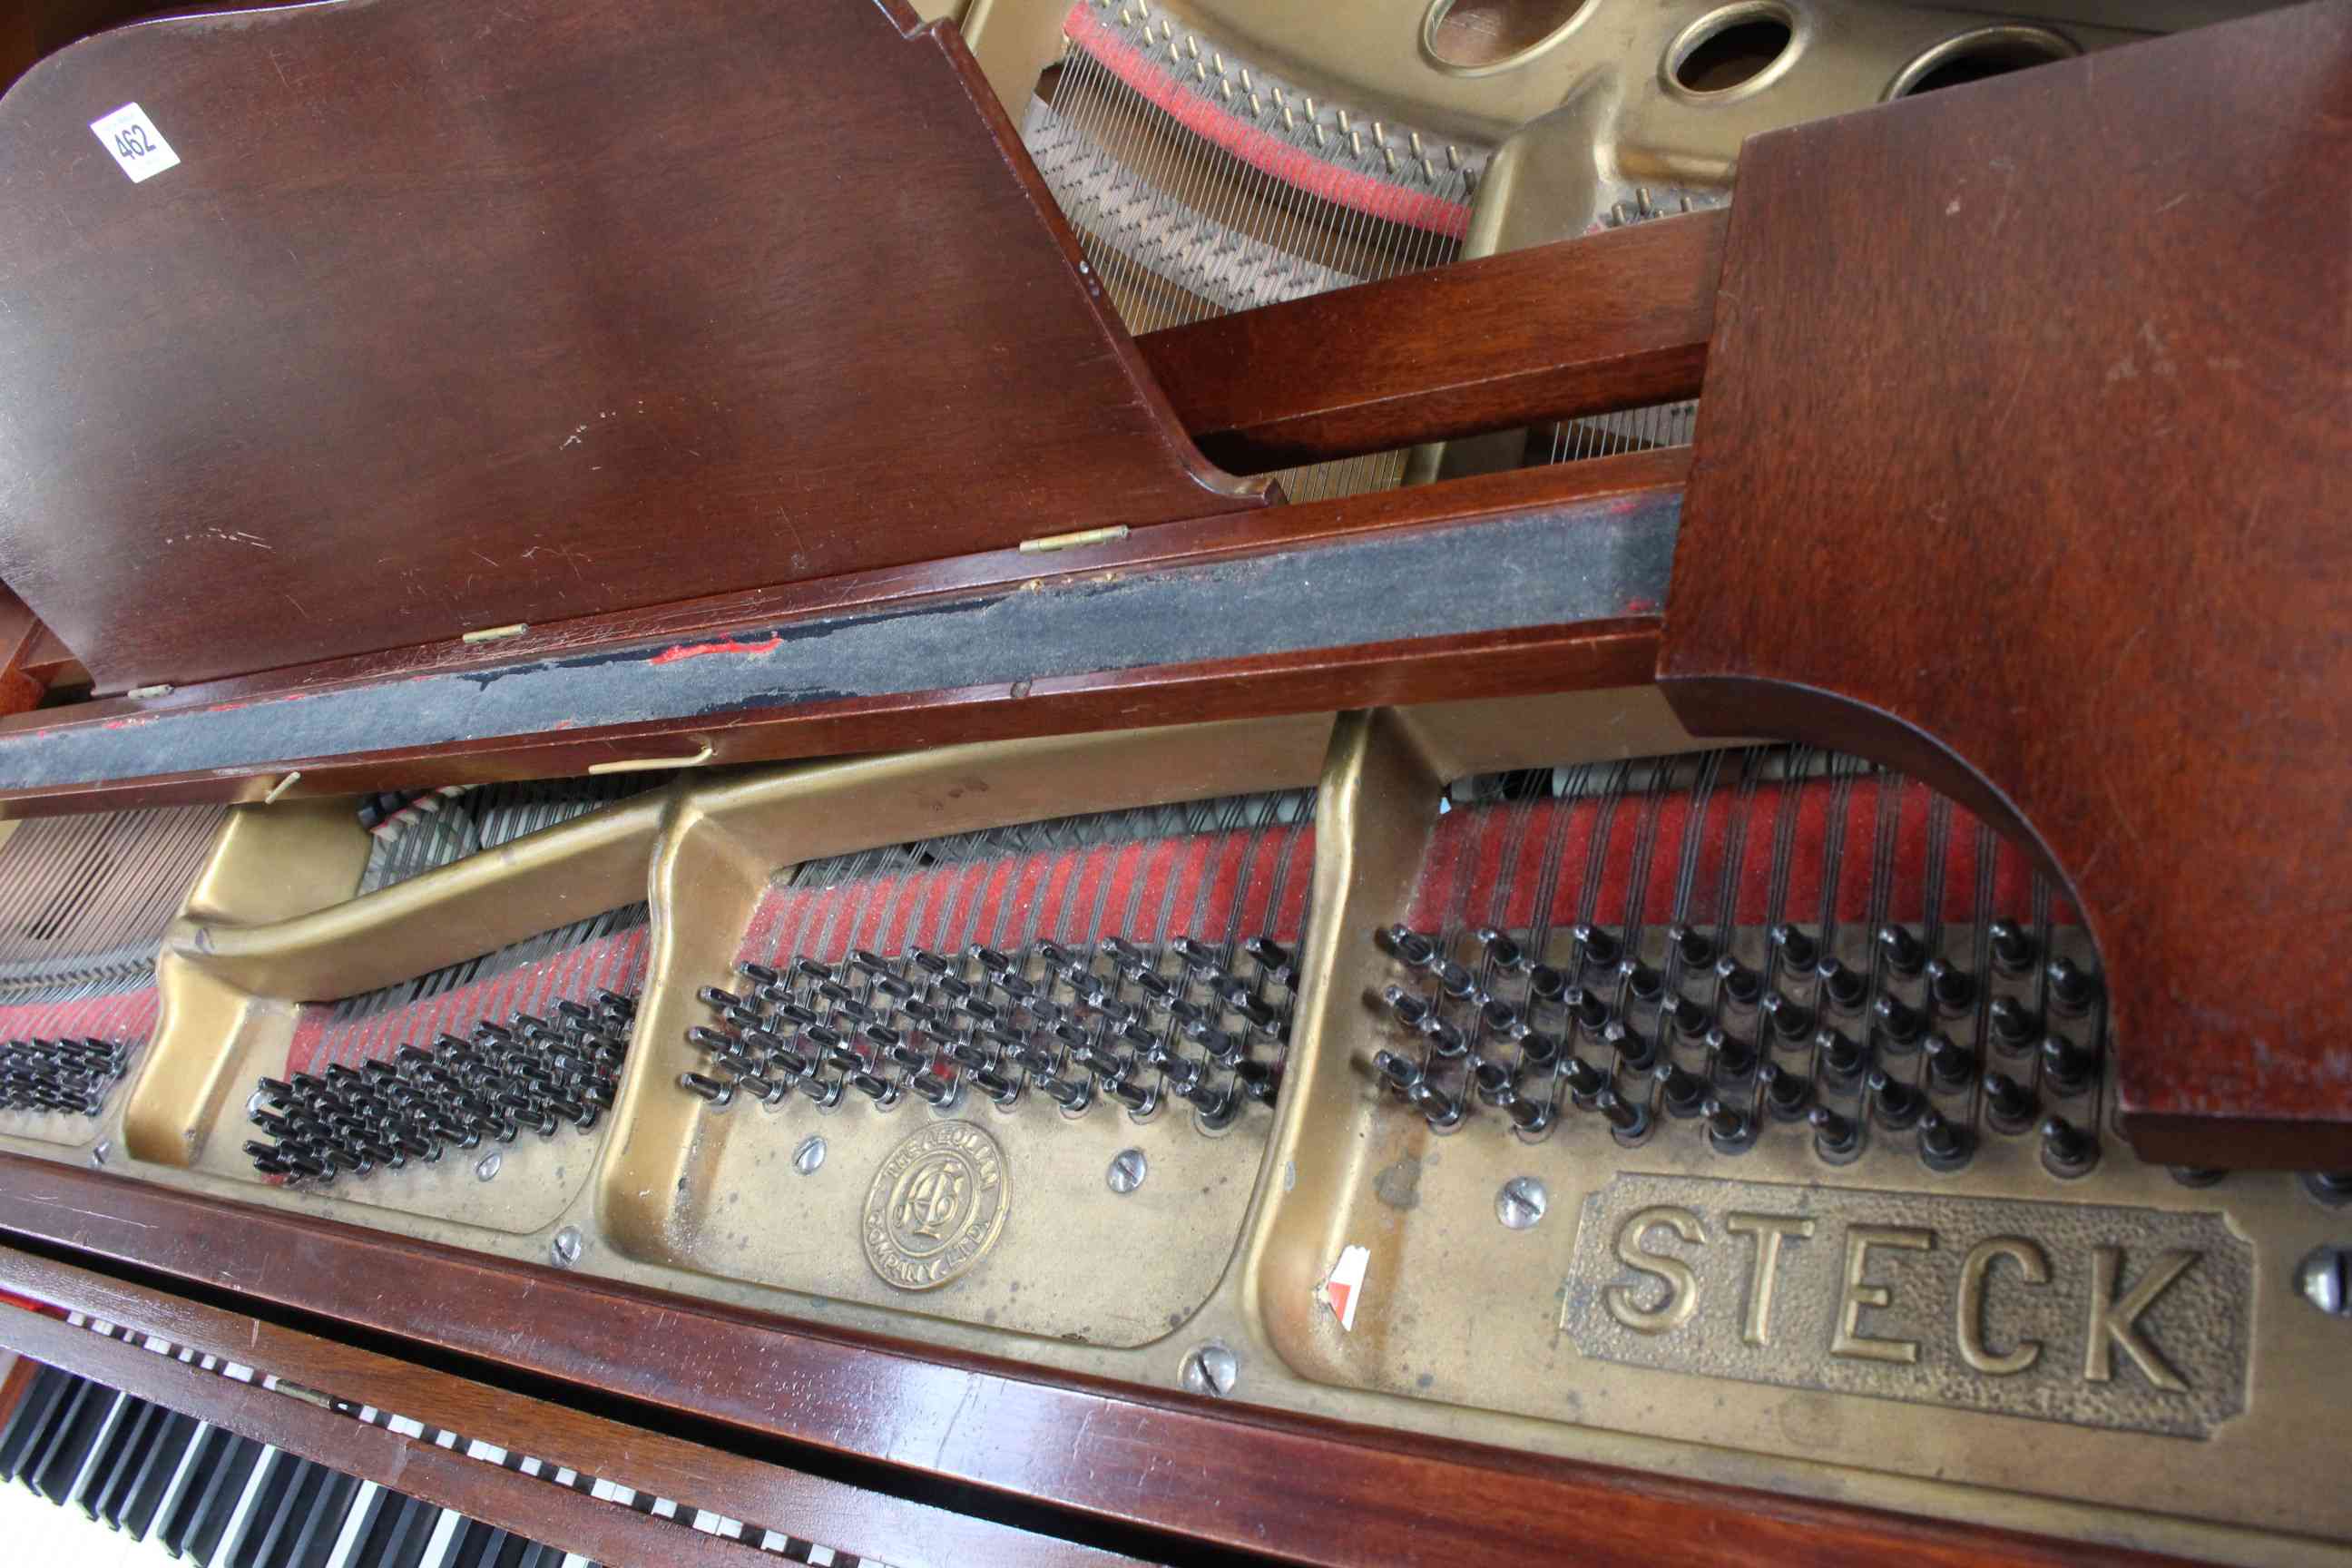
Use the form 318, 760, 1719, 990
1318, 1243, 1370, 1333
90, 102, 181, 183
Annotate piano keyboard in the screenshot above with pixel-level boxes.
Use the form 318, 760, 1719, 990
0, 1317, 880, 1566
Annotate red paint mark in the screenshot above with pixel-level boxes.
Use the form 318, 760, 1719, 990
101, 716, 158, 730
1622, 597, 1659, 614
651, 634, 784, 667
1064, 5, 1468, 240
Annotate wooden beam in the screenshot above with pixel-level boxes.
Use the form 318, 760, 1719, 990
1137, 210, 1724, 472
0, 1244, 1137, 1568
0, 1157, 2194, 1568
0, 454, 1682, 811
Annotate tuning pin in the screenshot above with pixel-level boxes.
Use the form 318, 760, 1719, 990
848, 1070, 900, 1108
1558, 1054, 1607, 1108
1600, 1018, 1657, 1073
1579, 1083, 1642, 1145
1760, 1062, 1812, 1121
1872, 994, 1926, 1049
797, 1073, 845, 1109
697, 985, 745, 1013
1421, 1015, 1469, 1058
1769, 923, 1818, 971
1760, 993, 1813, 1044
1501, 1088, 1553, 1137
679, 1072, 735, 1108
1876, 924, 1926, 978
1382, 985, 1432, 1030
1809, 1104, 1862, 1164
1987, 995, 2040, 1050
1924, 1034, 1976, 1089
1472, 928, 1525, 972
1653, 1062, 1706, 1119
1668, 923, 1716, 971
2040, 1115, 2098, 1178
1407, 1079, 1463, 1131
1102, 1073, 1158, 1118
1619, 958, 1664, 1004
1713, 955, 1761, 1008
1376, 924, 1437, 968
1705, 1027, 1757, 1085
2045, 956, 2101, 1015
1668, 995, 1711, 1039
1572, 923, 1622, 969
1817, 957, 1868, 1012
1926, 958, 1976, 1014
1471, 1059, 1514, 1105
1527, 964, 1568, 1003
1986, 917, 2037, 975
1867, 1069, 1922, 1130
1479, 996, 1523, 1036
1918, 1111, 1972, 1171
1700, 1097, 1756, 1154
1984, 1071, 2036, 1133
2040, 1034, 2095, 1094
1565, 986, 1610, 1033
907, 1069, 963, 1109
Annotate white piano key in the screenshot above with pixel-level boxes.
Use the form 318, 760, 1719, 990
556, 1555, 590, 1568
321, 1478, 379, 1568
463, 1440, 506, 1464
387, 1415, 426, 1439
650, 1496, 677, 1519
416, 1504, 464, 1568
214, 1443, 281, 1566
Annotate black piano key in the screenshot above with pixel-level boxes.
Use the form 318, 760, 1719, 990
242, 1454, 327, 1568
225, 1449, 305, 1568
176, 1432, 266, 1564
284, 1467, 359, 1568
378, 1497, 452, 1568
161, 1424, 238, 1555
345, 1485, 408, 1565
470, 1525, 520, 1568
434, 1517, 495, 1568
28, 1377, 117, 1501
122, 1408, 201, 1540
0, 1362, 74, 1480
509, 1543, 559, 1568
84, 1394, 162, 1521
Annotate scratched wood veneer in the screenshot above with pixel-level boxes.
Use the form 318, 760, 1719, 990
0, 1157, 2205, 1568
0, 0, 1259, 692
0, 1246, 1142, 1568
1659, 0, 2352, 1167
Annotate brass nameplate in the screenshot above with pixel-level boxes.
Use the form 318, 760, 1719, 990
863, 1120, 1010, 1292
1562, 1174, 2250, 1438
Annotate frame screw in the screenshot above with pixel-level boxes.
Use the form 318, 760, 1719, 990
2297, 1246, 2352, 1317
475, 1152, 502, 1182
1180, 1341, 1237, 1397
89, 1140, 110, 1168
550, 1226, 583, 1269
793, 1136, 827, 1176
1107, 1147, 1149, 1194
1496, 1175, 1548, 1230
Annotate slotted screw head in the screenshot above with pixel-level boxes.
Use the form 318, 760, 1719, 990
2297, 1246, 2351, 1317
475, 1151, 502, 1182
792, 1136, 827, 1176
1107, 1147, 1149, 1194
1180, 1341, 1237, 1397
1496, 1175, 1548, 1230
550, 1226, 583, 1269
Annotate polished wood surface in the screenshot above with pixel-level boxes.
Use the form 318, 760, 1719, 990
0, 1245, 1140, 1568
1136, 211, 1721, 473
0, 1155, 2197, 1568
1660, 1, 2352, 1167
0, 0, 1258, 693
0, 452, 1682, 811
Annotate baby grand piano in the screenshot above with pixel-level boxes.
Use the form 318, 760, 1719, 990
0, 0, 2342, 1562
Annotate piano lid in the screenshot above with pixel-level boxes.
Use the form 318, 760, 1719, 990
0, 0, 1261, 693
